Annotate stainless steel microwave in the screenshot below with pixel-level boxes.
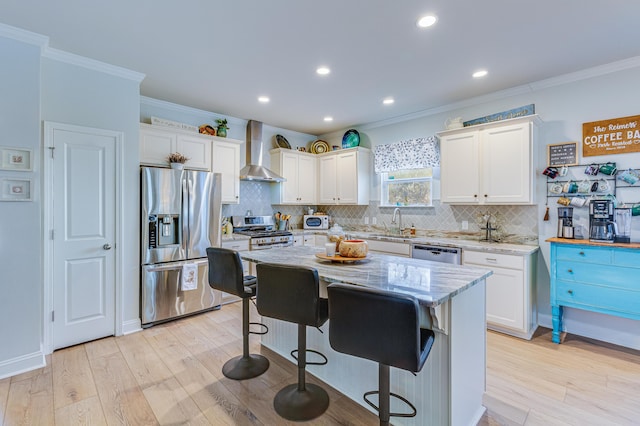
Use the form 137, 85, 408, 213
303, 214, 330, 229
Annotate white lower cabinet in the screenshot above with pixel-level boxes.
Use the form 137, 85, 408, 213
364, 239, 411, 257
463, 250, 537, 339
293, 234, 316, 247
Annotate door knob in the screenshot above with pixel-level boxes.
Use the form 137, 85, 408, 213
103, 243, 112, 250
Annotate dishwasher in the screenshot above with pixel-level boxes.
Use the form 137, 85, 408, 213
411, 244, 461, 264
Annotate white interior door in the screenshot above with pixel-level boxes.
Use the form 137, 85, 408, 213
49, 124, 117, 350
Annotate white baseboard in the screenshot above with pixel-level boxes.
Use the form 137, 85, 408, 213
538, 312, 640, 350
0, 349, 46, 380
121, 318, 142, 335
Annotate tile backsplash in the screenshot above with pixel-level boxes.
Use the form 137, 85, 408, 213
222, 182, 538, 243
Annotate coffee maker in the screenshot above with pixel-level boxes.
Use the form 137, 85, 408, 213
589, 199, 615, 243
557, 207, 574, 239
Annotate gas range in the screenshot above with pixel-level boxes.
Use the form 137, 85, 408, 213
231, 215, 294, 250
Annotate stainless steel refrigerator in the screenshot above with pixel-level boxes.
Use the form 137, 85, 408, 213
140, 166, 222, 327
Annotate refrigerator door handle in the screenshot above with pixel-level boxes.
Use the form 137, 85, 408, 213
182, 176, 189, 253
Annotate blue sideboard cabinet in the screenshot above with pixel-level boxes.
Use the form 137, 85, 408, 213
548, 238, 640, 343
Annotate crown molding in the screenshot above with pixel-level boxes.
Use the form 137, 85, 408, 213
357, 56, 640, 132
42, 47, 145, 82
140, 96, 245, 127
0, 23, 48, 48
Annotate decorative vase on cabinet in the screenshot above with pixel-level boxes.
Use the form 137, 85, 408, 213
217, 127, 227, 138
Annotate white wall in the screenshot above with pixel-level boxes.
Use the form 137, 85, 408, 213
0, 24, 143, 379
0, 30, 45, 375
41, 52, 143, 334
320, 62, 640, 349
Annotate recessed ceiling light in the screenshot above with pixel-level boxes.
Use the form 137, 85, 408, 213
472, 70, 488, 78
417, 15, 437, 28
324, 116, 333, 122
258, 96, 270, 103
383, 98, 395, 105
316, 66, 331, 76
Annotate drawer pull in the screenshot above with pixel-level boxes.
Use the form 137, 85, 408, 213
579, 251, 585, 256
567, 269, 573, 273
486, 258, 497, 262
567, 290, 573, 295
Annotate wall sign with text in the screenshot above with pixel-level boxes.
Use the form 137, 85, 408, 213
583, 114, 640, 157
547, 142, 578, 166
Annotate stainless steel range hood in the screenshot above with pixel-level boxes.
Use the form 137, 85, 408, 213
240, 120, 286, 182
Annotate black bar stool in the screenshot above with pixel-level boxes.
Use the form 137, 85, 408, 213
256, 263, 330, 421
327, 283, 435, 426
206, 247, 269, 380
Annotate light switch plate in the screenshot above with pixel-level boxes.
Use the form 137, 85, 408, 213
461, 220, 469, 230
364, 217, 369, 225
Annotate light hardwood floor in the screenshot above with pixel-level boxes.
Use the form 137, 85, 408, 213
1, 302, 639, 425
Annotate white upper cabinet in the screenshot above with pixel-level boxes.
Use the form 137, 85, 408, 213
439, 115, 539, 205
139, 123, 242, 203
318, 147, 371, 205
270, 148, 317, 204
139, 123, 211, 170
212, 139, 241, 204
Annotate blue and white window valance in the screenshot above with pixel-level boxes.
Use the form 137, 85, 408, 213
374, 136, 440, 173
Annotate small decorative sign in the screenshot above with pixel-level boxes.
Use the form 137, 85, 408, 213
0, 178, 32, 201
463, 104, 535, 127
0, 146, 33, 171
583, 114, 640, 157
547, 142, 578, 166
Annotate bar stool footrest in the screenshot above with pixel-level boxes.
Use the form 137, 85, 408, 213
249, 321, 268, 335
290, 348, 328, 366
363, 390, 417, 419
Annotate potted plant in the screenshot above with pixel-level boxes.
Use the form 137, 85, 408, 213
167, 152, 189, 169
216, 118, 229, 138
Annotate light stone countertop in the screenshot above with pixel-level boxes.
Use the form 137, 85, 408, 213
239, 245, 492, 308
292, 229, 539, 256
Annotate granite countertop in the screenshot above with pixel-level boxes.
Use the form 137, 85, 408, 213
292, 229, 539, 256
239, 246, 492, 308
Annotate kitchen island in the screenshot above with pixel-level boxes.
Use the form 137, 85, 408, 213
240, 246, 492, 426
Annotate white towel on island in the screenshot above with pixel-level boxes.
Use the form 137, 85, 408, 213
181, 263, 198, 291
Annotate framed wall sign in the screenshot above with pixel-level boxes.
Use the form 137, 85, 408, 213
1, 178, 32, 201
583, 114, 640, 157
547, 142, 578, 166
0, 146, 33, 171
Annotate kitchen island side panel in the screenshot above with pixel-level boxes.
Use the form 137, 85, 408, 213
260, 279, 486, 426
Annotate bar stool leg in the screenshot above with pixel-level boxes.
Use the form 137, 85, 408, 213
379, 364, 390, 426
273, 324, 329, 421
221, 298, 269, 380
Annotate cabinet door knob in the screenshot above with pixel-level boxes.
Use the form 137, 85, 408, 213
474, 194, 478, 198
579, 251, 585, 256
567, 269, 573, 273
567, 290, 573, 295
484, 194, 488, 198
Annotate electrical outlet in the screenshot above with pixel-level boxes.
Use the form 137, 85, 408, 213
364, 217, 369, 225
461, 220, 469, 230
372, 217, 377, 225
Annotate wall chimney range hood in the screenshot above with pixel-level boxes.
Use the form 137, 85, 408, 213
240, 120, 286, 182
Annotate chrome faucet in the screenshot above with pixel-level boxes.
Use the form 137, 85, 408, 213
391, 207, 403, 235
480, 213, 498, 242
